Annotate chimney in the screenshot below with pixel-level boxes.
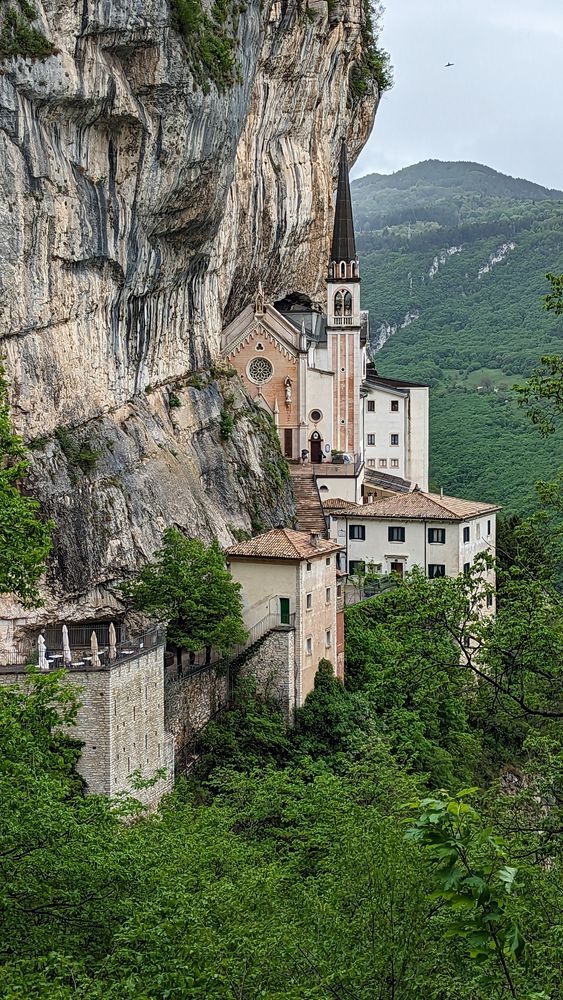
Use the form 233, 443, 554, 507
440, 486, 444, 497
310, 532, 320, 548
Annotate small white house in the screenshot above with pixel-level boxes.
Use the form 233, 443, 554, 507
226, 529, 343, 709
326, 491, 499, 606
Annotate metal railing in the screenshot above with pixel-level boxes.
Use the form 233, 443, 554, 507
308, 453, 364, 477
0, 625, 165, 672
171, 611, 297, 678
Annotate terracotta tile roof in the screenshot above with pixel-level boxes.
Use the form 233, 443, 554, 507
323, 491, 500, 521
225, 528, 342, 561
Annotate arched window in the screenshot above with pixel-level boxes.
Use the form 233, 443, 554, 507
350, 261, 356, 277
340, 261, 346, 278
344, 291, 352, 316
334, 291, 343, 315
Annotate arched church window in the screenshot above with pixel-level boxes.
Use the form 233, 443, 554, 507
340, 261, 346, 277
334, 291, 343, 315
344, 291, 352, 316
248, 357, 273, 384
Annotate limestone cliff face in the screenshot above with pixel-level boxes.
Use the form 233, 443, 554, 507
0, 0, 378, 625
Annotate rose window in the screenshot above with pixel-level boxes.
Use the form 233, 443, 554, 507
248, 358, 273, 384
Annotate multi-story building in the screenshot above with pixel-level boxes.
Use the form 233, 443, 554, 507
326, 491, 499, 603
226, 528, 343, 708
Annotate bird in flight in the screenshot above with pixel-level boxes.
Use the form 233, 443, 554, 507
445, 62, 454, 67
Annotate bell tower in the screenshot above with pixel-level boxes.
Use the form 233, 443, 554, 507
327, 142, 362, 456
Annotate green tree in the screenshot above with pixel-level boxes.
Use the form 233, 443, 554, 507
405, 789, 528, 998
121, 528, 247, 654
0, 361, 52, 606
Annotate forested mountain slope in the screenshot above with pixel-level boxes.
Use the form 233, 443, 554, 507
352, 161, 563, 511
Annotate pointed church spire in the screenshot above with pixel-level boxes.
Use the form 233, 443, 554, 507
330, 142, 356, 263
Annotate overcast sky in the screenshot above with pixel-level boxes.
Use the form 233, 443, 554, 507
353, 0, 563, 189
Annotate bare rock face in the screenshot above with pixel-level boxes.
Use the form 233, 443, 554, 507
0, 0, 378, 626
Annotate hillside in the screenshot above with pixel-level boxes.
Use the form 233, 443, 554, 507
352, 160, 563, 512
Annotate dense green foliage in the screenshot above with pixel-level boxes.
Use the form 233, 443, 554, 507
0, 361, 52, 606
349, 0, 393, 100
2, 563, 562, 998
170, 0, 243, 92
0, 0, 54, 59
352, 160, 563, 511
121, 527, 247, 653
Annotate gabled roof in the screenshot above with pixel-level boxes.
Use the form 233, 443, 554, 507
323, 491, 500, 522
221, 303, 305, 359
226, 528, 342, 561
330, 143, 356, 262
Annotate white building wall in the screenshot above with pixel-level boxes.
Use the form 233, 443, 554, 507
407, 388, 430, 490
306, 367, 334, 454
227, 560, 299, 629
331, 513, 497, 583
363, 385, 409, 479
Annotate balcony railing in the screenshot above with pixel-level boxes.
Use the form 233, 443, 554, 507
0, 625, 165, 673
330, 315, 354, 326
308, 453, 364, 477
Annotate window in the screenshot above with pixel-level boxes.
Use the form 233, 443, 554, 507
306, 637, 312, 655
319, 485, 329, 492
486, 593, 494, 608
337, 584, 342, 597
367, 433, 375, 445
349, 524, 366, 540
367, 459, 376, 468
306, 562, 312, 571
487, 519, 492, 535
325, 557, 331, 566
388, 526, 405, 543
379, 458, 387, 468
367, 400, 375, 412
325, 630, 332, 647
310, 409, 323, 422
248, 357, 273, 384
428, 527, 446, 544
340, 262, 346, 277
390, 434, 399, 446
349, 560, 365, 575
306, 593, 312, 610
463, 526, 470, 543
390, 458, 399, 468
428, 564, 446, 579
463, 562, 471, 575
476, 522, 481, 539
344, 291, 352, 315
391, 400, 399, 411
334, 290, 343, 315
326, 587, 331, 603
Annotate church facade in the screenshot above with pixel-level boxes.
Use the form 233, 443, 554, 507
221, 143, 429, 502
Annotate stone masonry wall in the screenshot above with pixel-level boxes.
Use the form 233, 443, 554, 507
164, 665, 229, 771
0, 646, 174, 809
239, 627, 296, 717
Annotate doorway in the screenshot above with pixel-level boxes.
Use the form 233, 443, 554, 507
310, 432, 323, 463
284, 428, 293, 458
279, 598, 290, 625
390, 562, 404, 578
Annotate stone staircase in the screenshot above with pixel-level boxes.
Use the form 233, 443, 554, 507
289, 465, 328, 537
